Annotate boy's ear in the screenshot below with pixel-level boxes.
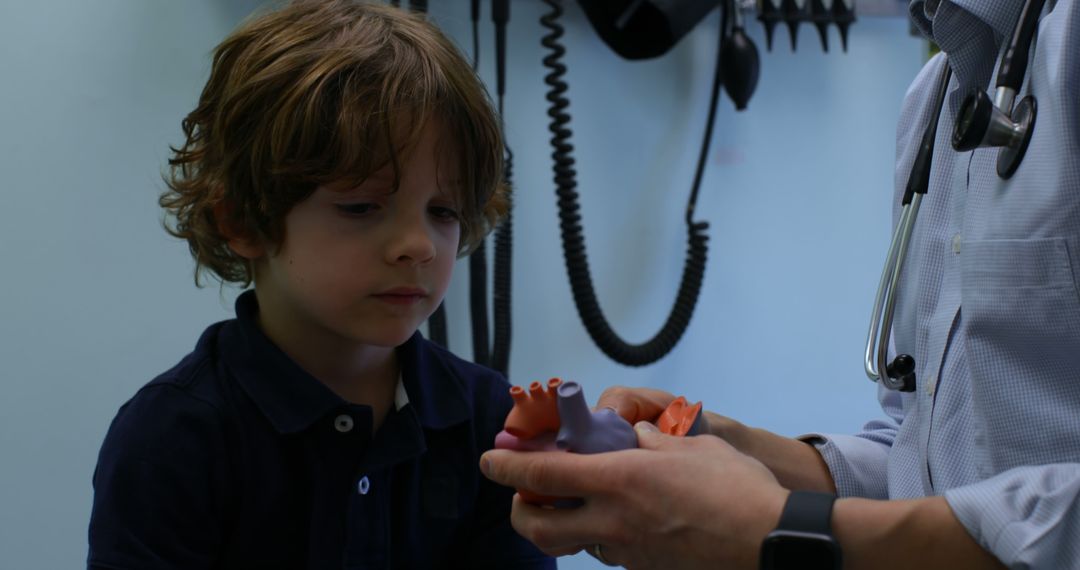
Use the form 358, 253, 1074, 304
213, 200, 265, 260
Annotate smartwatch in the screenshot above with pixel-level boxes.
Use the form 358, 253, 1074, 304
760, 491, 842, 570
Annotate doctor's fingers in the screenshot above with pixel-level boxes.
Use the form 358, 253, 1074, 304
481, 449, 625, 497
512, 495, 676, 570
509, 493, 629, 557
595, 385, 676, 424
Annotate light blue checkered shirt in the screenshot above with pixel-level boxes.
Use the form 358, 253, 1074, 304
811, 1, 1080, 567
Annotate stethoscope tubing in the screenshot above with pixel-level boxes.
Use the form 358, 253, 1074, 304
864, 0, 1045, 391
864, 193, 922, 390
864, 60, 952, 391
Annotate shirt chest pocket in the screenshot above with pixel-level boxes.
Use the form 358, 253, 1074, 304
961, 237, 1080, 343
959, 237, 1080, 470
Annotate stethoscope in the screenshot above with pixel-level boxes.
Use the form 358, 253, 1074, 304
864, 0, 1046, 392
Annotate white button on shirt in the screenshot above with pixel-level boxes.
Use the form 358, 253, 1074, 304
334, 414, 354, 433
358, 476, 370, 495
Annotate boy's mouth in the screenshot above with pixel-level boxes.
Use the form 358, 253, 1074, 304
373, 286, 427, 305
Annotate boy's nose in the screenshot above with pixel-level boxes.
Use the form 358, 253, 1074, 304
386, 220, 436, 266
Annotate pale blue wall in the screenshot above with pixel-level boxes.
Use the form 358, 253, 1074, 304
0, 1, 925, 567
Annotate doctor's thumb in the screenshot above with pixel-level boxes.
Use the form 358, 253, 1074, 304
634, 421, 675, 450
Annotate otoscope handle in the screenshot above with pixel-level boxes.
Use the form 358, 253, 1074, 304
493, 0, 509, 97
998, 0, 1046, 91
492, 0, 509, 23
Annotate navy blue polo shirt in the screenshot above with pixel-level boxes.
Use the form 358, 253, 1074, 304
88, 291, 553, 569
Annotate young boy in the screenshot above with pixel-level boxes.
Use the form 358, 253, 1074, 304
87, 2, 553, 568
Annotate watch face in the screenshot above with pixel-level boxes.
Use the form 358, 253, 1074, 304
761, 532, 841, 570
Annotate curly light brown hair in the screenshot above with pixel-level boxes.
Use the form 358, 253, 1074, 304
162, 0, 507, 286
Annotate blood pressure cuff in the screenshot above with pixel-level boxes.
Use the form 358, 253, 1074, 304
577, 0, 718, 60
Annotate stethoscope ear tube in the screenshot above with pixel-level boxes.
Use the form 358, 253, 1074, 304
998, 0, 1046, 92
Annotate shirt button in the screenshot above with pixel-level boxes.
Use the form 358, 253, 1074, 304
358, 476, 371, 495
334, 414, 354, 433
926, 375, 936, 397
952, 233, 962, 254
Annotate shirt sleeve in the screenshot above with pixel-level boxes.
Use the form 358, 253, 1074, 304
944, 464, 1080, 569
88, 384, 229, 570
800, 384, 909, 499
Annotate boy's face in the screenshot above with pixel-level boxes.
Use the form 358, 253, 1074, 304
250, 121, 461, 352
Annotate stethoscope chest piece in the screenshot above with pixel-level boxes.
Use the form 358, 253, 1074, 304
952, 89, 1038, 179
998, 95, 1036, 179
950, 0, 1046, 180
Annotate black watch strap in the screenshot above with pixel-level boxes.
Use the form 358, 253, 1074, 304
761, 491, 841, 570
777, 491, 836, 535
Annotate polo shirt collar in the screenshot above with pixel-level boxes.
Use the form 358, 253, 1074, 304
395, 327, 472, 430
223, 291, 470, 434
223, 291, 346, 434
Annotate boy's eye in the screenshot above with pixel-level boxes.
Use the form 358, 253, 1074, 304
429, 206, 460, 221
335, 203, 377, 215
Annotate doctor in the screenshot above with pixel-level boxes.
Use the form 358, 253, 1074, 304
481, 0, 1080, 568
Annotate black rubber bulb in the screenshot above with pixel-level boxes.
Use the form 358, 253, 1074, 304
722, 26, 760, 111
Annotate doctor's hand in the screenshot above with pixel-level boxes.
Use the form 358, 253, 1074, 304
597, 385, 836, 494
480, 422, 789, 570
596, 385, 740, 442
594, 385, 678, 424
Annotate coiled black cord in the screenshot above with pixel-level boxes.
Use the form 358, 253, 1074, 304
490, 0, 513, 375
540, 0, 717, 366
